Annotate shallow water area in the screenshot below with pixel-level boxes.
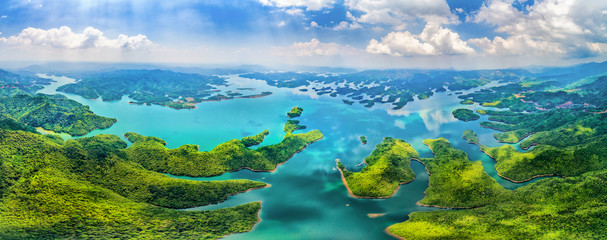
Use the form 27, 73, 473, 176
35, 74, 548, 239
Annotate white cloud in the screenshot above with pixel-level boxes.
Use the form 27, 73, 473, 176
0, 26, 155, 50
310, 21, 319, 28
259, 0, 335, 11
332, 21, 361, 30
1, 15, 7, 19
470, 0, 607, 58
272, 38, 358, 56
366, 23, 474, 56
284, 8, 304, 16
278, 21, 286, 27
344, 0, 457, 28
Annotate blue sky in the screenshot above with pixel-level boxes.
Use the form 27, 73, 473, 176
1, 0, 606, 69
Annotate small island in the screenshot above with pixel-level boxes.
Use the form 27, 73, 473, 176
337, 137, 418, 198
460, 99, 474, 105
287, 106, 303, 118
452, 108, 480, 121
360, 136, 368, 144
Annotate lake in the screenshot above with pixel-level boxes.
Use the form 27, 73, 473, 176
37, 74, 548, 239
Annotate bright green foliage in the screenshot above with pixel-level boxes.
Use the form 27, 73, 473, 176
452, 108, 480, 121
241, 129, 269, 147
0, 69, 51, 97
420, 138, 510, 208
388, 170, 607, 239
338, 137, 418, 198
480, 109, 577, 143
125, 126, 323, 177
360, 136, 368, 144
57, 69, 226, 109
0, 129, 263, 239
462, 129, 479, 144
483, 136, 607, 182
284, 119, 306, 134
287, 106, 303, 118
476, 109, 487, 115
0, 94, 116, 136
460, 99, 474, 105
0, 117, 37, 133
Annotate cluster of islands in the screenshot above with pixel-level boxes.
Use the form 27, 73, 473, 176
0, 61, 606, 239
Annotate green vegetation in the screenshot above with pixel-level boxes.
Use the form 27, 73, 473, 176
284, 120, 306, 134
387, 170, 607, 240
482, 135, 607, 182
241, 129, 269, 147
0, 94, 116, 136
476, 109, 487, 115
0, 129, 264, 239
452, 108, 480, 121
241, 69, 515, 110
337, 137, 418, 198
360, 135, 368, 144
125, 115, 323, 177
0, 69, 51, 96
479, 109, 577, 143
460, 99, 474, 105
57, 69, 271, 109
287, 106, 303, 118
462, 129, 479, 144
419, 138, 510, 208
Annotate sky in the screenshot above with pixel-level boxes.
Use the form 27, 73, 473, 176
0, 0, 607, 69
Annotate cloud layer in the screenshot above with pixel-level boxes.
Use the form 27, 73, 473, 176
0, 26, 155, 50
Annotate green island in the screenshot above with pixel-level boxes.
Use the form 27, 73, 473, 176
451, 108, 480, 122
460, 99, 474, 105
0, 94, 116, 136
418, 138, 510, 208
284, 119, 307, 134
387, 170, 607, 239
56, 69, 272, 109
241, 69, 514, 110
466, 124, 607, 182
124, 109, 323, 177
287, 106, 303, 118
0, 129, 266, 239
359, 135, 368, 144
336, 137, 418, 198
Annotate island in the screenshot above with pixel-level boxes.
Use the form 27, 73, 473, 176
287, 106, 303, 118
452, 108, 480, 121
387, 170, 607, 239
56, 69, 273, 109
0, 128, 266, 239
359, 136, 368, 144
337, 137, 418, 198
460, 99, 474, 105
240, 69, 520, 110
124, 109, 323, 177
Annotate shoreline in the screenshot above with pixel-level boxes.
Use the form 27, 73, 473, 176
478, 123, 536, 144
416, 142, 478, 210
463, 135, 562, 183
336, 159, 415, 199
384, 227, 407, 240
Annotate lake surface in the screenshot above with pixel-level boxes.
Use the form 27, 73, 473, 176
37, 74, 548, 239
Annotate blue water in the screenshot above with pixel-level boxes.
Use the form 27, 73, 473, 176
37, 74, 548, 239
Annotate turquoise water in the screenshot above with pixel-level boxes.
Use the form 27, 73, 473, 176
37, 74, 548, 239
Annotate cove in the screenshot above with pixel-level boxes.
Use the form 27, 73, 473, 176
36, 74, 548, 239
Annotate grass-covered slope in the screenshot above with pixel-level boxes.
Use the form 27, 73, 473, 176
287, 106, 303, 118
125, 115, 323, 177
337, 137, 418, 198
420, 138, 510, 208
482, 136, 607, 182
387, 170, 607, 240
452, 108, 480, 121
0, 129, 264, 239
0, 94, 116, 135
0, 69, 51, 96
